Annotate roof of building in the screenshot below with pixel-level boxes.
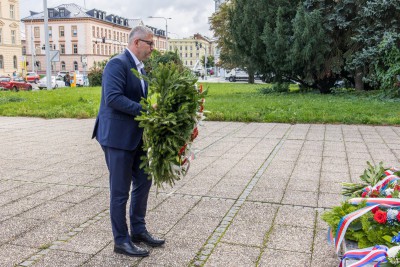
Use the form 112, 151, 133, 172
21, 3, 143, 28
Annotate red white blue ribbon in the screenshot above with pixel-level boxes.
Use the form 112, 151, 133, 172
349, 198, 400, 207
339, 245, 388, 267
372, 175, 400, 191
335, 205, 379, 253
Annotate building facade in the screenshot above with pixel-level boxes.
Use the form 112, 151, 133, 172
0, 0, 22, 76
169, 33, 213, 71
22, 3, 166, 75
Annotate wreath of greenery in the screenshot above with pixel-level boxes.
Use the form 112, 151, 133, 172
135, 62, 205, 188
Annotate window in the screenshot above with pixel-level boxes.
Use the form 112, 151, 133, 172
73, 61, 78, 71
60, 44, 65, 54
35, 44, 41, 55
37, 61, 41, 70
72, 43, 78, 54
0, 28, 2, 44
49, 9, 54, 18
71, 25, 77, 37
48, 26, 52, 38
59, 8, 65, 17
190, 53, 192, 57
11, 30, 15, 44
97, 27, 99, 38
61, 61, 66, 70
13, 55, 17, 69
108, 29, 111, 39
92, 26, 95, 37
22, 46, 26, 55
0, 55, 3, 69
10, 5, 14, 19
34, 27, 40, 38
59, 26, 64, 37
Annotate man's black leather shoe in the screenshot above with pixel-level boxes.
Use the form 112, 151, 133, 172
131, 231, 165, 247
114, 241, 149, 257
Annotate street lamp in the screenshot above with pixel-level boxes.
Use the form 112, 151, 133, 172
148, 16, 171, 52
29, 19, 36, 73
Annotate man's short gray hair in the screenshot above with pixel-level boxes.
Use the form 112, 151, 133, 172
128, 26, 154, 44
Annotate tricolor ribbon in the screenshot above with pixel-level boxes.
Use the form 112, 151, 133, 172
335, 205, 379, 253
349, 198, 400, 207
339, 245, 388, 267
371, 175, 400, 191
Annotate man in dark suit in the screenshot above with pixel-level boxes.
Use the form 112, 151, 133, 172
92, 25, 165, 257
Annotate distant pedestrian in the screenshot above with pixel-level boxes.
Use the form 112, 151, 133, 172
12, 71, 16, 77
64, 73, 70, 87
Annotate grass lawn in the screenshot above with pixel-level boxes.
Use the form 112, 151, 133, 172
203, 83, 400, 125
0, 87, 100, 119
0, 83, 399, 125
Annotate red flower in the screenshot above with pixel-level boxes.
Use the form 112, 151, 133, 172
397, 212, 400, 222
370, 190, 379, 197
199, 105, 204, 112
371, 207, 379, 214
387, 195, 393, 198
373, 210, 387, 224
361, 192, 367, 197
199, 84, 203, 93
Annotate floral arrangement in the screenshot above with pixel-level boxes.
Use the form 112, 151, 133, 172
134, 62, 206, 189
322, 162, 400, 266
384, 244, 400, 266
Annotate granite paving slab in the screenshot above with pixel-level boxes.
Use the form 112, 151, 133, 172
0, 117, 398, 266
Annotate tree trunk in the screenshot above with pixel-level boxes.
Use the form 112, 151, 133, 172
354, 69, 364, 91
248, 69, 255, 84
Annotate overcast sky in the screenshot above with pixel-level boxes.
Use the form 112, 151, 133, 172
20, 0, 216, 38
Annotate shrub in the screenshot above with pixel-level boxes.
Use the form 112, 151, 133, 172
259, 82, 289, 94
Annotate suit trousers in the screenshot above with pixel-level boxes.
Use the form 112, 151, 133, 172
101, 144, 152, 244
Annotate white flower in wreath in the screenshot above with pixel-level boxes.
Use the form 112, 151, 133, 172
388, 246, 400, 258
388, 246, 400, 264
385, 188, 394, 195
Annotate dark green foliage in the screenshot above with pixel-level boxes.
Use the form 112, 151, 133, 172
374, 34, 400, 98
214, 0, 400, 93
200, 55, 215, 68
259, 83, 290, 94
144, 50, 184, 78
135, 63, 203, 188
88, 60, 108, 86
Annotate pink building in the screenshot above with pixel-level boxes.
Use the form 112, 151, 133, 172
22, 3, 166, 75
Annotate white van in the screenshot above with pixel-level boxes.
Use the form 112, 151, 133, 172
225, 68, 249, 82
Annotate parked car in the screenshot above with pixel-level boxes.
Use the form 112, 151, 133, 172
25, 72, 40, 83
57, 71, 69, 77
38, 76, 66, 89
225, 68, 249, 82
0, 76, 33, 91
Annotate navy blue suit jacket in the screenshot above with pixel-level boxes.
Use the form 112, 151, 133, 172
92, 49, 147, 151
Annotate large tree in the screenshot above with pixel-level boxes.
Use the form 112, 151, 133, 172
209, 2, 244, 70
305, 0, 400, 91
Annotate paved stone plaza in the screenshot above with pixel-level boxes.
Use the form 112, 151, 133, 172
1, 117, 400, 266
